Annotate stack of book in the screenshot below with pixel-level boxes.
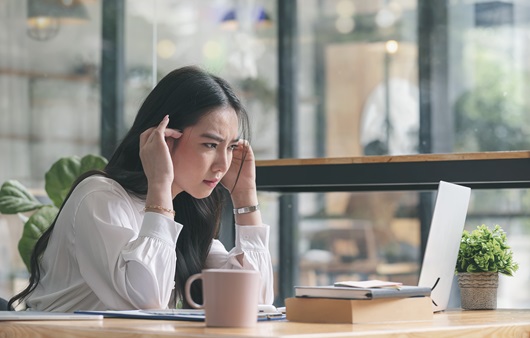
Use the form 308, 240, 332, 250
286, 280, 434, 324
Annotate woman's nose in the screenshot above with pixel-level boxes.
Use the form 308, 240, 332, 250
213, 149, 230, 172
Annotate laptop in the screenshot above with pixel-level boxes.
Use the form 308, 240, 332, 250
417, 180, 471, 312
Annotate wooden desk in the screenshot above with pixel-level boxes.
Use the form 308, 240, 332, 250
3, 309, 530, 337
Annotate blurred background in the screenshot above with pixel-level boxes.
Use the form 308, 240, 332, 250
1, 0, 530, 308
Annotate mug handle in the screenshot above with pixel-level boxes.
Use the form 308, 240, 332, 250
184, 273, 203, 309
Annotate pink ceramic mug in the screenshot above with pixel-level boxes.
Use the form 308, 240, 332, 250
184, 269, 260, 327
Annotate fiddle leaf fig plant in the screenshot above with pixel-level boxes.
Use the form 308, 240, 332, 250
0, 154, 107, 270
456, 224, 519, 276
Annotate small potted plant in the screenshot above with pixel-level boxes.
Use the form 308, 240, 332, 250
455, 224, 519, 310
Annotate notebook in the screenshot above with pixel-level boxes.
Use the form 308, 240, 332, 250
294, 284, 432, 300
74, 307, 285, 321
417, 180, 471, 312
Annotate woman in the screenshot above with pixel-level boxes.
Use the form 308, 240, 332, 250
9, 66, 274, 312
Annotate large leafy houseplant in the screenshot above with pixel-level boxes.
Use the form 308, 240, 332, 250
456, 224, 519, 276
0, 154, 107, 270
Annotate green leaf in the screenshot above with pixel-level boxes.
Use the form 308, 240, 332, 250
0, 180, 43, 214
455, 224, 519, 276
45, 154, 107, 208
18, 206, 58, 271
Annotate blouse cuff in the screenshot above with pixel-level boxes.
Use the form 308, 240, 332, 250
139, 212, 183, 247
235, 224, 270, 251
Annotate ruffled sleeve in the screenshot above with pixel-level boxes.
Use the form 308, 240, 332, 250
74, 187, 182, 310
205, 224, 274, 305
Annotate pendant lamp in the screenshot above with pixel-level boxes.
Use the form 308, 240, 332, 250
27, 0, 90, 41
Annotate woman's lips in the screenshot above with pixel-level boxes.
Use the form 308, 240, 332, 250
203, 179, 219, 188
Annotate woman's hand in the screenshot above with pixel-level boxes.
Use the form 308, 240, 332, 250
222, 140, 261, 226
221, 140, 258, 207
139, 115, 182, 189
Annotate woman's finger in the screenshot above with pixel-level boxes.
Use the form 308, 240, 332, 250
142, 116, 172, 145
233, 139, 253, 160
164, 128, 183, 139
149, 115, 170, 140
157, 115, 170, 130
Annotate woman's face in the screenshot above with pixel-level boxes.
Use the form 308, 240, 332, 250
170, 107, 239, 198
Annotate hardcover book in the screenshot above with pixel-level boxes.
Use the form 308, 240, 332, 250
285, 296, 433, 324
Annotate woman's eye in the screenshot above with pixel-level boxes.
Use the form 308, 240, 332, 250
205, 143, 218, 149
229, 144, 238, 151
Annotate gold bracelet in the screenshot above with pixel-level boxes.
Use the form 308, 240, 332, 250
144, 205, 176, 216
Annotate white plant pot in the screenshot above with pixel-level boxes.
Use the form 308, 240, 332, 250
457, 272, 499, 310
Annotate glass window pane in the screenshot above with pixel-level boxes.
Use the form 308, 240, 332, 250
298, 0, 530, 158
1, 0, 101, 186
0, 0, 102, 298
451, 1, 530, 152
124, 0, 278, 160
297, 191, 421, 286
285, 188, 530, 308
298, 0, 419, 158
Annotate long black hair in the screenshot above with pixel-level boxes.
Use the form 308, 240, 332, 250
9, 66, 251, 310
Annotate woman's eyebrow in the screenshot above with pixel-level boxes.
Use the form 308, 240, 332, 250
200, 132, 239, 143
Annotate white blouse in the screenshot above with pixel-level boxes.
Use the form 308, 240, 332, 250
25, 176, 274, 312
